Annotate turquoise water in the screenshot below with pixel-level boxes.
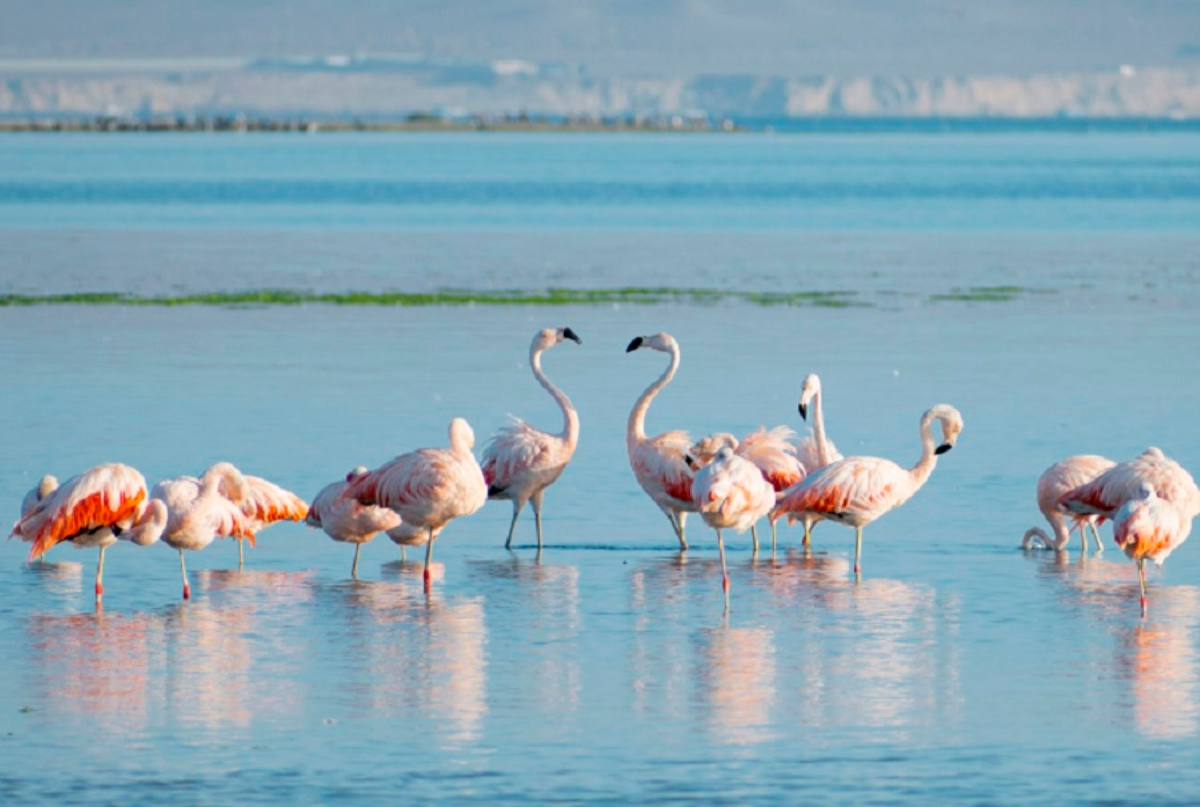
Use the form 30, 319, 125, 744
1, 133, 1199, 803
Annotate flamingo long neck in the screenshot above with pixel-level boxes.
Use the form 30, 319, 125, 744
627, 344, 679, 446
812, 387, 832, 466
908, 411, 941, 493
531, 345, 579, 448
1022, 522, 1070, 551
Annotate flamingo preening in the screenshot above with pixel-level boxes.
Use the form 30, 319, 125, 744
1114, 482, 1191, 616
482, 327, 582, 552
626, 332, 695, 550
12, 463, 167, 605
152, 462, 255, 600
307, 467, 402, 577
795, 373, 842, 547
1021, 455, 1116, 552
1058, 447, 1200, 523
687, 427, 805, 552
692, 446, 776, 607
344, 418, 487, 591
771, 404, 964, 577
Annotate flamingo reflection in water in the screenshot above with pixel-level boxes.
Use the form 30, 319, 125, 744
1118, 586, 1200, 740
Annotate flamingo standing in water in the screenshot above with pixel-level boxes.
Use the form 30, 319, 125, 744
1021, 455, 1116, 552
152, 462, 255, 600
687, 427, 805, 552
12, 463, 167, 604
772, 404, 964, 576
1113, 482, 1191, 616
1059, 447, 1200, 523
626, 332, 695, 550
228, 475, 308, 567
307, 467, 401, 577
692, 446, 776, 606
482, 327, 582, 552
795, 373, 843, 547
344, 418, 487, 591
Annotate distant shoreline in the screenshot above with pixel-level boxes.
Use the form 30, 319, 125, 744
1, 115, 1197, 135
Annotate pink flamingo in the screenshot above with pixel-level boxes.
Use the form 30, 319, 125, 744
1021, 455, 1116, 552
151, 462, 255, 600
692, 446, 776, 606
771, 404, 964, 576
12, 463, 167, 604
625, 332, 696, 550
344, 418, 487, 591
1114, 482, 1191, 616
687, 426, 805, 552
482, 327, 582, 552
1059, 447, 1200, 522
795, 373, 843, 547
229, 475, 308, 567
307, 466, 401, 577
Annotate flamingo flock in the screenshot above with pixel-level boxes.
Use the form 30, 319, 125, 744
9, 327, 1199, 617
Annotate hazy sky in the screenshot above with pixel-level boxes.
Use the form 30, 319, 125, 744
5, 0, 1199, 76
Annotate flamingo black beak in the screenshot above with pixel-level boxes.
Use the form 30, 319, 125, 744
935, 442, 953, 455
626, 336, 643, 352
798, 402, 808, 421
684, 454, 696, 470
563, 327, 582, 344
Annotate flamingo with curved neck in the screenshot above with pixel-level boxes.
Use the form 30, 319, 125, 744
482, 327, 582, 552
626, 332, 696, 550
1021, 455, 1115, 552
772, 404, 965, 576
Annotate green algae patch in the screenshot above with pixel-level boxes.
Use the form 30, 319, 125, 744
0, 287, 870, 309
930, 285, 1056, 303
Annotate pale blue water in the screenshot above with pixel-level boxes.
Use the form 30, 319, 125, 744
1, 132, 1199, 803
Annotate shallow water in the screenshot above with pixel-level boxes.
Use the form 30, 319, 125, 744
1, 133, 1200, 803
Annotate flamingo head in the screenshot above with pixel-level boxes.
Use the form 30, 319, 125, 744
127, 499, 168, 547
688, 433, 738, 469
35, 475, 59, 502
345, 465, 370, 483
449, 417, 476, 453
533, 326, 583, 352
625, 332, 677, 354
797, 373, 821, 421
927, 404, 964, 455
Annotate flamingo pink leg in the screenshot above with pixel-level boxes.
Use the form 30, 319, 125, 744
95, 544, 106, 602
424, 527, 435, 593
717, 528, 730, 607
1138, 559, 1148, 617
179, 550, 191, 600
854, 527, 863, 577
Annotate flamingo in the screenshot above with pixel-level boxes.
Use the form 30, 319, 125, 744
687, 426, 805, 552
1113, 482, 1191, 617
626, 332, 695, 550
152, 462, 255, 600
482, 326, 582, 552
795, 373, 843, 547
228, 475, 308, 567
344, 417, 487, 591
307, 467, 401, 578
12, 463, 167, 604
1058, 447, 1200, 522
771, 404, 964, 576
693, 446, 776, 606
1021, 455, 1116, 552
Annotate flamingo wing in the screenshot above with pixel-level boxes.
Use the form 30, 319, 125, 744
738, 426, 806, 492
481, 418, 556, 491
1060, 449, 1197, 518
240, 475, 308, 530
775, 457, 906, 521
634, 429, 695, 507
13, 463, 147, 561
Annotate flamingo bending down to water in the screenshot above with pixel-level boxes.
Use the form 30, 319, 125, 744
626, 332, 695, 550
1058, 447, 1200, 522
1021, 455, 1116, 552
224, 475, 308, 567
688, 427, 805, 552
692, 446, 776, 606
307, 467, 401, 577
12, 464, 167, 604
1114, 482, 1191, 616
152, 462, 255, 600
344, 418, 487, 591
482, 327, 582, 552
795, 373, 843, 547
771, 404, 964, 576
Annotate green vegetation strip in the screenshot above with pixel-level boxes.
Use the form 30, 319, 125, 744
929, 285, 1055, 303
0, 288, 869, 308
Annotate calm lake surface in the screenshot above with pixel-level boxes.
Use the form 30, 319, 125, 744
1, 132, 1199, 803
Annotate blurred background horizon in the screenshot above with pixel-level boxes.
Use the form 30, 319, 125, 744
3, 0, 1200, 122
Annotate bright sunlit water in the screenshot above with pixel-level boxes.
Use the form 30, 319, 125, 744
1, 132, 1199, 803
